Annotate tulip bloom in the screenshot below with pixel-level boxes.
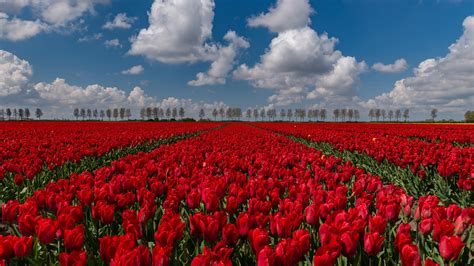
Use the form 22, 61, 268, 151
439, 235, 464, 261
364, 232, 384, 256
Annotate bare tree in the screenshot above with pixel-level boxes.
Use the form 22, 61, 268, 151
113, 108, 119, 120
287, 109, 293, 121
153, 107, 159, 120
159, 108, 164, 119
246, 108, 252, 120
395, 109, 401, 122
93, 109, 98, 119
253, 109, 259, 121
6, 108, 12, 120
219, 108, 225, 120
125, 109, 131, 120
179, 107, 185, 119
25, 108, 30, 120
212, 108, 218, 120
431, 108, 438, 121
341, 109, 347, 121
375, 109, 381, 122
140, 108, 146, 120
381, 109, 386, 121
258, 109, 265, 121
333, 109, 340, 122
87, 109, 92, 119
172, 107, 177, 119
18, 108, 24, 120
280, 109, 286, 120
106, 109, 112, 120
299, 109, 306, 121
403, 109, 410, 122
146, 107, 153, 119
388, 110, 394, 121
320, 109, 326, 121
35, 108, 43, 120
348, 109, 354, 121
0, 109, 4, 120
199, 108, 205, 120
100, 110, 105, 120
368, 109, 374, 121
74, 108, 80, 120
119, 108, 126, 120
354, 110, 360, 121
80, 108, 86, 120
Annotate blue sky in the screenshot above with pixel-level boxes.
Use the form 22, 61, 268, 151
0, 0, 473, 119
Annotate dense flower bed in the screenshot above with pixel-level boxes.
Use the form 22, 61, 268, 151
0, 122, 217, 181
1, 123, 472, 265
257, 123, 474, 191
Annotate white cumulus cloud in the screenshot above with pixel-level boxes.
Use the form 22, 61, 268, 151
121, 65, 144, 75
0, 12, 47, 41
104, 38, 121, 48
128, 0, 216, 64
362, 16, 474, 114
233, 0, 367, 107
372, 58, 408, 73
103, 13, 137, 29
188, 31, 249, 86
0, 0, 110, 40
247, 0, 313, 33
0, 49, 33, 96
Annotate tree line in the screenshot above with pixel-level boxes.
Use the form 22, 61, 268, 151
0, 106, 470, 122
73, 108, 132, 120
0, 108, 43, 120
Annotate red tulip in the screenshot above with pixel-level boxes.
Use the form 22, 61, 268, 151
222, 224, 239, 245
369, 214, 387, 234
419, 218, 433, 235
236, 213, 250, 237
0, 236, 14, 260
152, 245, 171, 266
401, 244, 421, 266
1, 200, 19, 223
439, 235, 464, 261
305, 204, 318, 225
424, 258, 440, 266
432, 219, 454, 242
257, 246, 276, 266
249, 228, 269, 256
18, 214, 37, 236
64, 225, 84, 251
364, 232, 384, 256
36, 218, 58, 244
340, 231, 359, 257
13, 236, 33, 257
59, 250, 87, 266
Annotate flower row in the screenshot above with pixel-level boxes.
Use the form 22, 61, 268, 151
1, 123, 472, 265
257, 122, 474, 191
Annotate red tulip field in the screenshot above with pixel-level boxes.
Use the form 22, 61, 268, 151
0, 122, 472, 266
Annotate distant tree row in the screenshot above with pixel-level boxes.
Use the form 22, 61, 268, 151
368, 109, 410, 122
73, 108, 131, 120
209, 108, 331, 121
332, 109, 360, 122
0, 108, 43, 120
139, 107, 185, 120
